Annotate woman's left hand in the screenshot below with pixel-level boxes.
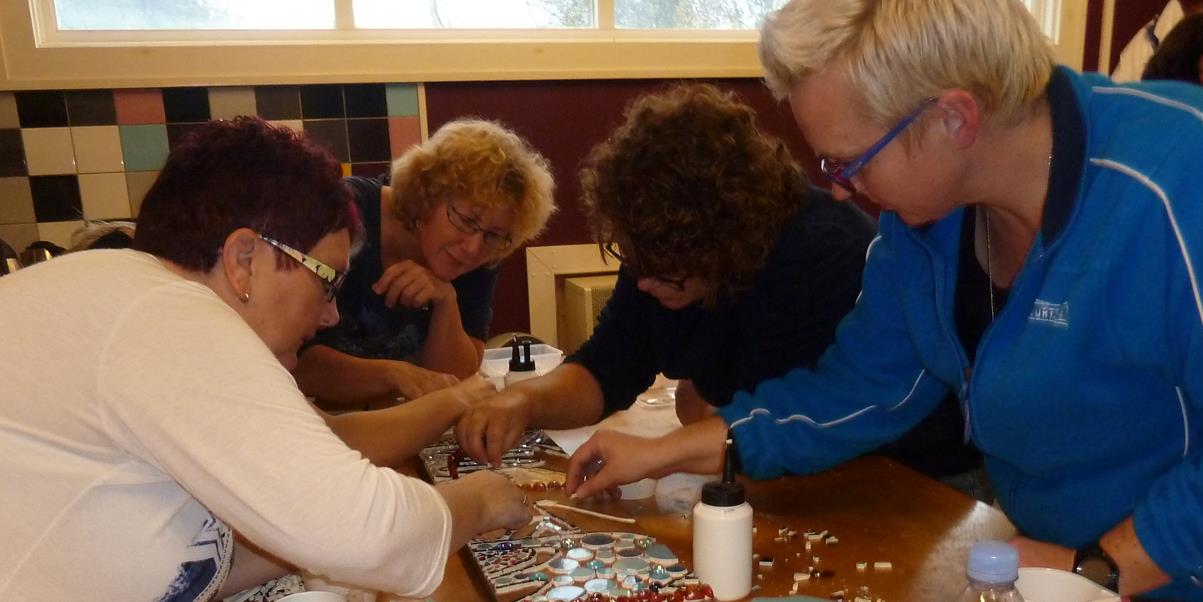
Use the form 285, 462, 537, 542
373, 259, 456, 309
1008, 535, 1074, 570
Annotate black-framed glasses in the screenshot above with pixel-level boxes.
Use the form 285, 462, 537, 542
259, 235, 346, 303
819, 96, 938, 194
446, 203, 513, 252
602, 241, 687, 291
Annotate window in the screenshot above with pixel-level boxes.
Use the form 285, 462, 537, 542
48, 0, 792, 33
54, 0, 333, 30
0, 0, 1088, 89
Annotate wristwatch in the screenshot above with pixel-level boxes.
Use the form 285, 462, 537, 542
1073, 541, 1120, 592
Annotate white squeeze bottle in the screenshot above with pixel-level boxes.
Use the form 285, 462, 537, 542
692, 432, 753, 601
955, 540, 1026, 602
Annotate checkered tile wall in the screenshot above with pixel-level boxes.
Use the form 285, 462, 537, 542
0, 83, 423, 251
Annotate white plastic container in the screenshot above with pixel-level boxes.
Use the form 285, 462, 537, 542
691, 435, 752, 601
480, 343, 563, 385
692, 487, 753, 600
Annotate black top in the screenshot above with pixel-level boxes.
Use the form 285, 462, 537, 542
567, 184, 875, 414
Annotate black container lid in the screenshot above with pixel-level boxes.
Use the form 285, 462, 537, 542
509, 339, 536, 372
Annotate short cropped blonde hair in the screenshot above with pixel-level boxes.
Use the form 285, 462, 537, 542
390, 119, 556, 256
760, 0, 1056, 128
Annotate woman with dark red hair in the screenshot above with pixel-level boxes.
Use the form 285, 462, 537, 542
0, 117, 529, 600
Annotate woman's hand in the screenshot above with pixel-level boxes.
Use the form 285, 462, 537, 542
439, 471, 532, 532
374, 259, 456, 310
565, 430, 668, 500
455, 387, 537, 466
385, 360, 459, 399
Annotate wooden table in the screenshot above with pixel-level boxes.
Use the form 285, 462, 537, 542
424, 455, 1015, 601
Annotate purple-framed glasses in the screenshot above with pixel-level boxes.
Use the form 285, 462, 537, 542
819, 96, 938, 194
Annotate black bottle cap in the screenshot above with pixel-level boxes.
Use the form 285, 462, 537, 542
701, 480, 745, 507
509, 339, 535, 372
702, 431, 745, 506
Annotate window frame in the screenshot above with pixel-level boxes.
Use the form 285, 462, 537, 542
0, 0, 1088, 90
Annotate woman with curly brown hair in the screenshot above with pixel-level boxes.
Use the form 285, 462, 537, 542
295, 119, 556, 409
459, 84, 942, 462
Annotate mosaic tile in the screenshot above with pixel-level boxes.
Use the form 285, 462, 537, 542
386, 84, 420, 117
347, 118, 390, 162
345, 84, 387, 118
303, 119, 349, 162
255, 86, 301, 120
79, 173, 132, 220
16, 91, 68, 128
125, 170, 159, 218
0, 93, 19, 129
71, 126, 125, 174
0, 177, 34, 224
30, 175, 82, 222
120, 125, 169, 171
36, 220, 85, 249
301, 84, 344, 119
167, 123, 205, 150
66, 90, 117, 126
162, 87, 211, 123
0, 129, 27, 177
208, 87, 257, 120
350, 162, 390, 177
0, 223, 38, 252
114, 89, 166, 125
388, 116, 422, 158
22, 127, 76, 176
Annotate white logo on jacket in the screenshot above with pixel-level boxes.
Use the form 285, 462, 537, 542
1029, 299, 1070, 327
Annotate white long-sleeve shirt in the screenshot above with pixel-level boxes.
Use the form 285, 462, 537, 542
0, 250, 451, 600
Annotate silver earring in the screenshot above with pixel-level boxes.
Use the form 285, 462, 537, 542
241, 291, 251, 303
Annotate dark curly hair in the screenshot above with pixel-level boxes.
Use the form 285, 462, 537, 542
134, 117, 358, 272
579, 83, 806, 302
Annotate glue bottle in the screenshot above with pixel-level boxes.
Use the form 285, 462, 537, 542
503, 338, 537, 387
692, 431, 753, 601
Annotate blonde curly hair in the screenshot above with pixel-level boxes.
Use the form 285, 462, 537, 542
389, 119, 556, 257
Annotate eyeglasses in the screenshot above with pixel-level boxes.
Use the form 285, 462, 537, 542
446, 203, 513, 252
819, 96, 938, 194
258, 235, 346, 303
603, 241, 687, 292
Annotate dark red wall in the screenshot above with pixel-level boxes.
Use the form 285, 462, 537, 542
425, 78, 822, 337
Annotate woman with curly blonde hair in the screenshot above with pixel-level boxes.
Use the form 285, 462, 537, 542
296, 119, 555, 408
457, 84, 957, 469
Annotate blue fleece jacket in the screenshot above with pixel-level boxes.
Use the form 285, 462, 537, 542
717, 68, 1203, 598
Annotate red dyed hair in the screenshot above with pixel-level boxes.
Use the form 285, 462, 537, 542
134, 117, 359, 271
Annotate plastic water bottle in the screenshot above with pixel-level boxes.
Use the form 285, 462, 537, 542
955, 540, 1026, 601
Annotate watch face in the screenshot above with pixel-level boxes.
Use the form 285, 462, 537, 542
1076, 556, 1111, 584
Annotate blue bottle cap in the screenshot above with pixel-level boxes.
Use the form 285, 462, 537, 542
967, 540, 1019, 583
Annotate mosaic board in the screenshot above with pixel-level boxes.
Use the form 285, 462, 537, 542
468, 505, 714, 602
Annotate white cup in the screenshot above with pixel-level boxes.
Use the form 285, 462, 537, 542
276, 591, 347, 602
1015, 567, 1119, 602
